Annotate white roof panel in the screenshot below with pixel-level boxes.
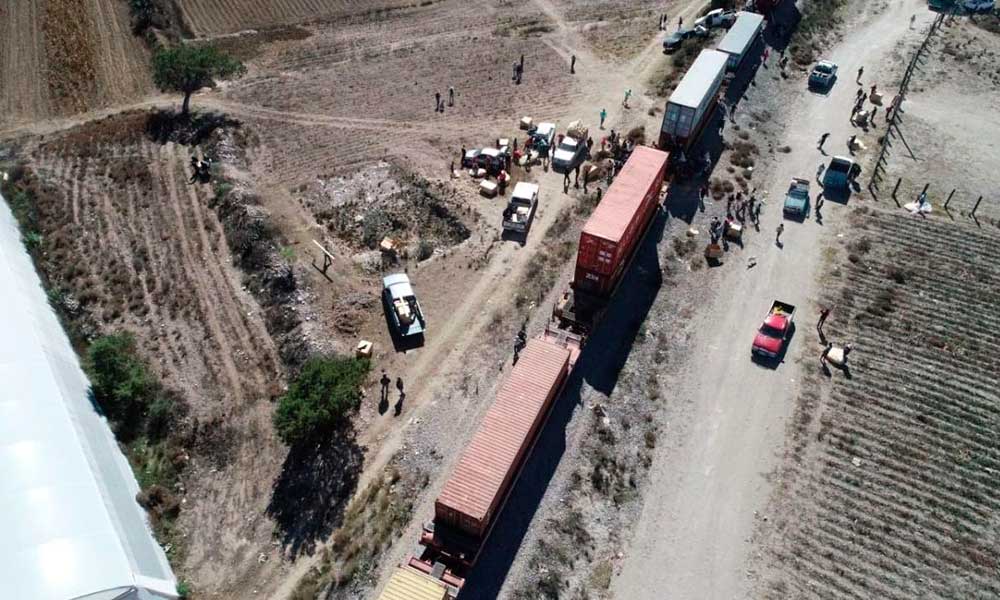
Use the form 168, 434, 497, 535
0, 192, 177, 600
717, 11, 765, 56
668, 50, 729, 108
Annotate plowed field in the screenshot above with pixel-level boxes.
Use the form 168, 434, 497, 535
0, 0, 151, 128
176, 0, 444, 36
25, 115, 289, 592
757, 207, 1000, 598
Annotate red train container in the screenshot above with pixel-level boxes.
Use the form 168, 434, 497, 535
434, 337, 572, 540
574, 146, 669, 298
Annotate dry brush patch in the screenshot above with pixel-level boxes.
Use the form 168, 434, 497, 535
756, 206, 1000, 599
290, 458, 429, 600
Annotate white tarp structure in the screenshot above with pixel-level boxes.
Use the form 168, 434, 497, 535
0, 192, 177, 600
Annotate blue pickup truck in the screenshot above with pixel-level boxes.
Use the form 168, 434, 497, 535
783, 177, 811, 219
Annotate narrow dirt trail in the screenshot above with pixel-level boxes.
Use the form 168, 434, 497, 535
613, 2, 932, 599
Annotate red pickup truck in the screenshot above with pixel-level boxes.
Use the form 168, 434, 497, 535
752, 300, 796, 359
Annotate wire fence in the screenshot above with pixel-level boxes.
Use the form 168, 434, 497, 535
867, 11, 949, 201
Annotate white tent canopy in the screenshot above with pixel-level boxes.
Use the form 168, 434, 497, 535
0, 193, 177, 600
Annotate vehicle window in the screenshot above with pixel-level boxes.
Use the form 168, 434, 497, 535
760, 324, 783, 338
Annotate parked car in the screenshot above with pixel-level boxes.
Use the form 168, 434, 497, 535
461, 148, 481, 169
663, 30, 686, 53
552, 134, 588, 174
382, 273, 425, 338
695, 8, 737, 29
502, 182, 539, 237
752, 301, 796, 360
808, 60, 838, 90
783, 177, 810, 219
822, 156, 857, 190
475, 147, 507, 176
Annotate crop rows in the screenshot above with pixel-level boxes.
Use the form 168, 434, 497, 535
31, 139, 281, 415
176, 0, 422, 36
763, 208, 1000, 599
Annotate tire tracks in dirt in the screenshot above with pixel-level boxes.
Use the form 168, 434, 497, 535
161, 143, 247, 400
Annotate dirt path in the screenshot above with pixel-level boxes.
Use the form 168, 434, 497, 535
613, 2, 933, 599
352, 0, 700, 502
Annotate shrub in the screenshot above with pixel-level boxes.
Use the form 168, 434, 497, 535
416, 239, 435, 261
273, 357, 370, 445
86, 333, 156, 435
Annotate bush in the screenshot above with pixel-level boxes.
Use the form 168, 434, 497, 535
85, 332, 180, 442
416, 239, 435, 261
86, 333, 156, 436
273, 357, 370, 445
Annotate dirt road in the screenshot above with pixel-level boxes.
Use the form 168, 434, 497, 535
613, 1, 932, 598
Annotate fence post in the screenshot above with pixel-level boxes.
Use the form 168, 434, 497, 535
971, 196, 983, 218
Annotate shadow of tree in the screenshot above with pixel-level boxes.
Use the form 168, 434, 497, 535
267, 423, 365, 559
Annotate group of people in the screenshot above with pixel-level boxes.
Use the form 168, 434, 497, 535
433, 87, 456, 113
816, 307, 854, 371
379, 370, 406, 416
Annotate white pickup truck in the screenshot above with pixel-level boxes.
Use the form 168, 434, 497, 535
502, 182, 539, 236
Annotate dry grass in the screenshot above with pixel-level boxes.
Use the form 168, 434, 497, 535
291, 461, 428, 598
43, 0, 99, 113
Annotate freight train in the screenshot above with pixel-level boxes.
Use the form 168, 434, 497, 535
375, 147, 670, 599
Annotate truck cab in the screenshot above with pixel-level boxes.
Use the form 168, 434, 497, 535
783, 177, 810, 219
503, 182, 539, 236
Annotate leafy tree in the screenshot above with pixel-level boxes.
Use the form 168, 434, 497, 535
152, 45, 244, 115
86, 333, 154, 435
273, 357, 370, 446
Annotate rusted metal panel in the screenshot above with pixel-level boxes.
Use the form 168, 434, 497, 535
575, 146, 669, 297
435, 338, 571, 538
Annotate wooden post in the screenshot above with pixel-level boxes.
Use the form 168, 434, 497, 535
312, 240, 335, 278
892, 178, 902, 199
971, 196, 983, 218
945, 189, 955, 210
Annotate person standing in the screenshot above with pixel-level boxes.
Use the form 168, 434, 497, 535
678, 15, 683, 29
848, 134, 857, 150
599, 107, 607, 129
817, 307, 831, 333
434, 91, 441, 112
448, 86, 455, 106
396, 377, 404, 395
571, 54, 577, 74
380, 370, 391, 403
856, 66, 864, 83
775, 222, 785, 245
817, 162, 826, 182
622, 89, 632, 108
